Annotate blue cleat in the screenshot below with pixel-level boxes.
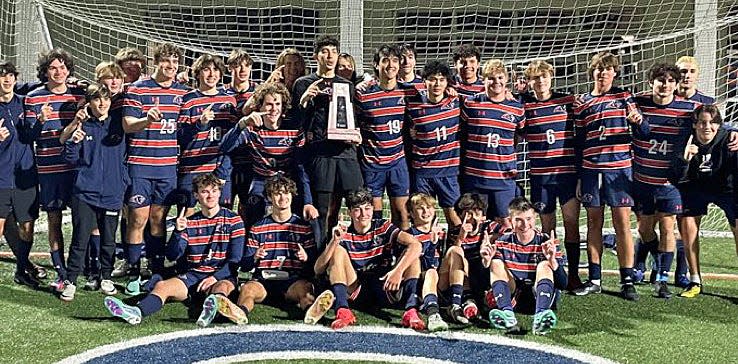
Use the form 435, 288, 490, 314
104, 296, 142, 325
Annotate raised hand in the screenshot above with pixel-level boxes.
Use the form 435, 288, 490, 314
479, 231, 497, 268
299, 79, 323, 107
199, 104, 214, 125
684, 134, 698, 161
0, 119, 9, 142
38, 100, 53, 123
175, 206, 188, 231
430, 216, 442, 244
147, 98, 163, 124
265, 65, 285, 84
626, 108, 643, 125
541, 229, 559, 266
238, 111, 268, 129
296, 244, 308, 262
303, 204, 319, 221
69, 121, 86, 144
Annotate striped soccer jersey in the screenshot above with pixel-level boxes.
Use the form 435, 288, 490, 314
356, 83, 407, 170
493, 230, 563, 282
453, 75, 484, 100
405, 90, 461, 177
221, 82, 257, 168
246, 213, 316, 279
520, 92, 577, 176
339, 219, 401, 272
685, 90, 715, 105
404, 225, 441, 270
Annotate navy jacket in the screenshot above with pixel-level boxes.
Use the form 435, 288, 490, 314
0, 94, 37, 189
63, 111, 129, 210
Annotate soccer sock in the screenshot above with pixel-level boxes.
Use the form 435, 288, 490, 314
88, 234, 101, 276
50, 249, 68, 281
535, 279, 555, 314
491, 280, 513, 311
401, 278, 419, 310
564, 242, 580, 278
126, 243, 144, 277
657, 250, 674, 282
15, 239, 33, 274
675, 239, 688, 278
450, 284, 463, 306
332, 283, 349, 310
372, 210, 383, 220
146, 235, 166, 273
422, 294, 439, 315
137, 294, 163, 317
619, 267, 635, 285
588, 262, 602, 285
634, 240, 649, 271
690, 274, 701, 285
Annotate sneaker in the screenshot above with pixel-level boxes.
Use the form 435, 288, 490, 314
489, 309, 518, 330
679, 282, 702, 298
111, 260, 129, 278
13, 271, 40, 289
573, 281, 602, 296
49, 278, 66, 293
60, 282, 76, 302
427, 312, 449, 332
197, 294, 219, 328
84, 278, 101, 291
620, 283, 639, 301
27, 264, 48, 280
125, 277, 142, 296
100, 279, 118, 295
104, 296, 142, 325
462, 299, 478, 320
675, 275, 691, 289
215, 295, 248, 325
654, 281, 672, 299
446, 304, 469, 325
401, 308, 426, 331
532, 309, 558, 335
330, 307, 357, 330
304, 290, 335, 325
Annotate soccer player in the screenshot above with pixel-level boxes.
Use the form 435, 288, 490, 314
115, 47, 147, 85
632, 63, 697, 298
104, 174, 244, 325
398, 43, 422, 86
572, 52, 648, 301
405, 60, 462, 227
61, 84, 127, 300
460, 58, 525, 223
0, 60, 40, 288
293, 35, 363, 248
483, 197, 566, 335
223, 176, 331, 326
314, 188, 424, 330
520, 60, 581, 289
452, 44, 484, 99
177, 54, 237, 213
122, 43, 189, 295
337, 53, 358, 83
356, 44, 410, 229
673, 105, 738, 298
404, 193, 448, 331
675, 56, 715, 105
23, 48, 85, 291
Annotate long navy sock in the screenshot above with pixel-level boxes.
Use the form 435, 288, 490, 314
675, 239, 688, 278
450, 284, 463, 306
88, 234, 101, 276
422, 294, 439, 315
657, 251, 674, 282
137, 294, 163, 317
332, 283, 349, 310
619, 267, 635, 285
491, 280, 513, 311
564, 242, 580, 278
50, 249, 67, 281
147, 235, 166, 273
126, 243, 143, 277
535, 279, 555, 314
401, 278, 419, 310
588, 262, 602, 281
16, 239, 33, 274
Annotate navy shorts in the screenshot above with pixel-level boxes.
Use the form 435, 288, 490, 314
39, 172, 73, 211
177, 271, 236, 295
680, 188, 737, 226
530, 174, 578, 214
412, 175, 460, 208
177, 173, 233, 208
363, 163, 410, 198
0, 186, 39, 222
259, 277, 302, 298
580, 168, 634, 208
353, 270, 404, 308
464, 185, 519, 220
633, 181, 683, 215
127, 176, 177, 208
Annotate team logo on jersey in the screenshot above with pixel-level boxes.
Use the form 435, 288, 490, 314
581, 193, 594, 203
397, 98, 405, 106
534, 202, 547, 212
278, 137, 294, 147
441, 102, 455, 110
605, 100, 622, 109
501, 113, 515, 122
173, 95, 183, 105
553, 105, 566, 114
129, 194, 146, 206
669, 118, 683, 126
214, 222, 227, 235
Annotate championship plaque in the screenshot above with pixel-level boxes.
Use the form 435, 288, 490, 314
327, 82, 360, 141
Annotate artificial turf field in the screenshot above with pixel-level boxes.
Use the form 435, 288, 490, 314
1, 230, 737, 363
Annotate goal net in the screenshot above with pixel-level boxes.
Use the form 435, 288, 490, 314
2, 0, 737, 237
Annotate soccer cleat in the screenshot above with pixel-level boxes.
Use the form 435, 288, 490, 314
100, 280, 118, 295
573, 281, 602, 296
427, 312, 449, 332
675, 275, 691, 289
654, 281, 672, 299
27, 264, 48, 280
330, 307, 357, 330
104, 296, 142, 325
111, 260, 129, 278
489, 309, 518, 330
532, 309, 558, 335
197, 294, 219, 328
60, 282, 76, 302
679, 283, 702, 298
304, 290, 335, 325
13, 271, 40, 289
125, 277, 142, 296
84, 278, 100, 291
484, 290, 497, 308
49, 278, 66, 293
216, 295, 248, 325
446, 304, 469, 325
462, 299, 478, 320
620, 284, 639, 301
401, 308, 426, 331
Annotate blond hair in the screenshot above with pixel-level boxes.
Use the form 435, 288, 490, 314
524, 60, 554, 79
481, 58, 507, 79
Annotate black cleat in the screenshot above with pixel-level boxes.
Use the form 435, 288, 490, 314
620, 283, 639, 301
14, 271, 40, 289
654, 282, 672, 299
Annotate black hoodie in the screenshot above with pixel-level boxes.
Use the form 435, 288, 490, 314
671, 126, 737, 196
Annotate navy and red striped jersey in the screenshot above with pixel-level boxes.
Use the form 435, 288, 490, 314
177, 89, 238, 178
453, 75, 484, 100
493, 230, 562, 282
685, 90, 715, 105
405, 90, 461, 177
520, 92, 578, 176
245, 213, 316, 279
446, 220, 508, 259
23, 85, 85, 175
461, 93, 526, 189
123, 78, 190, 178
633, 95, 697, 186
399, 74, 423, 89
221, 82, 257, 168
573, 87, 648, 171
356, 84, 406, 170
167, 207, 245, 280
339, 219, 401, 272
404, 225, 441, 270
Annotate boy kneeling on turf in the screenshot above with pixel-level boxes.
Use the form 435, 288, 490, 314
104, 174, 245, 325
483, 197, 567, 335
314, 188, 424, 330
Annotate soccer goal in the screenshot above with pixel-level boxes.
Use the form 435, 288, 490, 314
2, 0, 737, 237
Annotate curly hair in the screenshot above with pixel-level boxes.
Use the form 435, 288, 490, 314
265, 175, 298, 198
191, 54, 226, 82
36, 48, 74, 83
251, 83, 291, 112
452, 44, 481, 63
153, 43, 182, 64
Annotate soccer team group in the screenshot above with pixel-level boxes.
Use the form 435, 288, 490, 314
0, 34, 736, 336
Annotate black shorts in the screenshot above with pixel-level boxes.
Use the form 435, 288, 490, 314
0, 187, 39, 223
308, 156, 363, 193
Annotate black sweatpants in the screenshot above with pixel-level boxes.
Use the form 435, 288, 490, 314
67, 196, 119, 283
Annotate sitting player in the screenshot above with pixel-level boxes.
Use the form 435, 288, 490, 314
404, 193, 448, 331
314, 188, 423, 330
104, 174, 244, 325
483, 197, 567, 335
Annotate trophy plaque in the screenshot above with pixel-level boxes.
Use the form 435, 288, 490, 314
327, 82, 360, 141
